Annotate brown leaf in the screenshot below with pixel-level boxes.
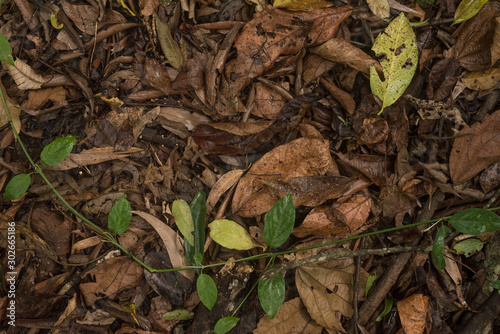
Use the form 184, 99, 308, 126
21, 87, 67, 111
31, 205, 71, 257
426, 58, 460, 101
452, 1, 500, 72
335, 152, 393, 186
296, 265, 369, 332
311, 38, 382, 75
265, 175, 355, 207
207, 169, 246, 212
81, 257, 144, 306
397, 294, 430, 334
254, 298, 322, 334
144, 57, 172, 94
61, 2, 98, 35
250, 82, 288, 119
7, 58, 45, 90
224, 8, 309, 93
232, 137, 332, 217
449, 110, 500, 184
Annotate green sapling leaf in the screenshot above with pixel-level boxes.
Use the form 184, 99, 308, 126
197, 274, 217, 311
4, 173, 31, 200
365, 273, 377, 298
376, 297, 393, 322
264, 194, 295, 248
162, 309, 194, 320
172, 199, 195, 246
433, 225, 451, 270
258, 273, 285, 319
186, 191, 206, 270
449, 208, 500, 235
108, 194, 132, 235
0, 34, 14, 66
40, 136, 76, 166
214, 317, 239, 334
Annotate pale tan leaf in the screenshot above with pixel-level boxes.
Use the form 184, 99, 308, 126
158, 107, 211, 131
311, 38, 382, 75
45, 147, 143, 170
397, 294, 430, 334
207, 169, 246, 212
461, 67, 500, 90
273, 0, 332, 11
254, 298, 322, 334
449, 109, 500, 184
367, 0, 389, 19
131, 210, 194, 281
7, 58, 45, 90
492, 17, 500, 65
296, 265, 369, 332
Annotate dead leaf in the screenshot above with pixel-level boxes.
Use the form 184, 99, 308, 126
449, 109, 500, 184
155, 13, 183, 69
397, 294, 430, 334
273, 0, 332, 11
131, 211, 194, 281
31, 205, 71, 257
452, 1, 500, 72
45, 147, 143, 171
7, 58, 45, 90
367, 0, 389, 19
207, 169, 246, 212
81, 257, 144, 306
461, 67, 500, 90
61, 2, 98, 35
254, 298, 322, 334
311, 38, 382, 75
144, 57, 172, 94
296, 265, 369, 332
232, 137, 333, 217
492, 16, 500, 65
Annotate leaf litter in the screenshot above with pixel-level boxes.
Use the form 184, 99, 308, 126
1, 0, 500, 333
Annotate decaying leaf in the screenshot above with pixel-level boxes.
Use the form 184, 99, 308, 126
398, 294, 430, 334
155, 13, 183, 69
461, 67, 500, 90
366, 0, 390, 19
232, 137, 333, 217
296, 265, 369, 332
254, 298, 322, 334
7, 58, 45, 90
370, 13, 418, 113
273, 0, 332, 11
207, 169, 246, 212
449, 110, 500, 184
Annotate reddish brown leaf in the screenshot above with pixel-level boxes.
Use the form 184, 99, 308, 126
397, 294, 430, 334
449, 110, 500, 184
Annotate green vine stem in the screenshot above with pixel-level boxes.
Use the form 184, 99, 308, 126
2, 86, 500, 275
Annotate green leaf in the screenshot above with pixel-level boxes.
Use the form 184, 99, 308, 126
214, 317, 239, 334
0, 34, 14, 66
258, 273, 285, 319
40, 136, 76, 166
197, 274, 217, 311
453, 0, 489, 25
365, 273, 377, 298
489, 280, 500, 290
376, 297, 393, 322
186, 191, 206, 270
453, 238, 484, 257
108, 194, 132, 235
209, 219, 264, 251
264, 194, 295, 248
155, 13, 183, 69
433, 225, 451, 270
4, 173, 31, 200
370, 13, 418, 114
450, 209, 500, 235
172, 199, 194, 246
162, 309, 194, 320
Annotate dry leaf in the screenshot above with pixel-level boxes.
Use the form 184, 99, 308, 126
461, 67, 500, 90
296, 265, 368, 332
367, 0, 390, 19
232, 137, 332, 217
254, 298, 322, 334
449, 110, 500, 184
397, 294, 430, 334
7, 58, 45, 90
311, 38, 382, 75
155, 13, 183, 69
273, 0, 332, 11
207, 169, 246, 212
131, 211, 193, 281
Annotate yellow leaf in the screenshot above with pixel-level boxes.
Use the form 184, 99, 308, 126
273, 0, 332, 11
50, 11, 64, 29
370, 13, 418, 114
209, 219, 264, 250
453, 0, 488, 25
461, 67, 500, 90
172, 199, 194, 246
116, 0, 136, 16
366, 0, 390, 19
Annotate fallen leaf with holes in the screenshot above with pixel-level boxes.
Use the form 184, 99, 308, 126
398, 294, 430, 334
254, 298, 322, 334
80, 257, 144, 306
232, 137, 333, 217
296, 265, 368, 332
449, 109, 500, 184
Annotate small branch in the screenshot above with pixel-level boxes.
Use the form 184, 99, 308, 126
263, 245, 433, 279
